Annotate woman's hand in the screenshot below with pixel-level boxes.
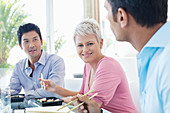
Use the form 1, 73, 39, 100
39, 78, 58, 93
72, 94, 101, 113
62, 96, 74, 103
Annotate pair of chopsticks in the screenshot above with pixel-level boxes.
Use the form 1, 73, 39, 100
1, 89, 15, 92
67, 93, 98, 113
57, 89, 96, 111
41, 73, 45, 89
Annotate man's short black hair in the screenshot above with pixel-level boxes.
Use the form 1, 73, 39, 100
17, 23, 42, 45
107, 0, 168, 27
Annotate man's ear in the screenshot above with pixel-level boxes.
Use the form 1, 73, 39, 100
19, 44, 23, 49
117, 8, 128, 28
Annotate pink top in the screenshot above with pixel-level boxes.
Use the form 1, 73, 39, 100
79, 56, 137, 113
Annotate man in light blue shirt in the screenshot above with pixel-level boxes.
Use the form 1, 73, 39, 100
136, 21, 170, 113
73, 0, 170, 113
9, 23, 65, 98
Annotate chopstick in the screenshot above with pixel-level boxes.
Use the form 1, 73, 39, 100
57, 89, 95, 111
1, 89, 15, 92
67, 93, 98, 113
41, 73, 45, 89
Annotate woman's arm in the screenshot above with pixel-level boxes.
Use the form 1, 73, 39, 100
39, 78, 78, 97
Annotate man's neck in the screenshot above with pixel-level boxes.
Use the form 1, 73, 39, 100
28, 51, 42, 67
29, 57, 39, 65
28, 60, 35, 77
128, 23, 164, 52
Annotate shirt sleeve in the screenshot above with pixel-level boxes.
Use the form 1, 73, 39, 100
89, 59, 122, 105
159, 57, 170, 113
9, 65, 22, 95
26, 88, 60, 98
34, 56, 65, 98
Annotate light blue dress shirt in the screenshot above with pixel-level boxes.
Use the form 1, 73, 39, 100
9, 50, 65, 98
137, 21, 170, 113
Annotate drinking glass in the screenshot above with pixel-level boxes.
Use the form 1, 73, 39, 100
0, 86, 12, 113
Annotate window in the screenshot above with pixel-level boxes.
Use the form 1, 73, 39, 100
99, 0, 138, 58
1, 0, 46, 85
99, 0, 170, 57
53, 0, 84, 78
7, 0, 46, 65
5, 0, 85, 79
1, 0, 170, 79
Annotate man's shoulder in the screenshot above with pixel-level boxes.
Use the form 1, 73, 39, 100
41, 51, 64, 66
42, 50, 63, 60
44, 53, 64, 66
159, 42, 170, 60
46, 53, 63, 61
15, 58, 27, 65
155, 44, 170, 77
13, 58, 27, 70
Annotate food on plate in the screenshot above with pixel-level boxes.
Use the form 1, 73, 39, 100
37, 98, 60, 103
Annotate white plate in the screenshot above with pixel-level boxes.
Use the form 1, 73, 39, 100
26, 106, 74, 113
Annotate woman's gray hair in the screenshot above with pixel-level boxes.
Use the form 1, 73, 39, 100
73, 18, 102, 43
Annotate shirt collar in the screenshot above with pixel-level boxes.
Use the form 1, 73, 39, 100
38, 50, 46, 65
137, 21, 170, 58
25, 50, 46, 69
25, 59, 30, 69
144, 21, 170, 48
